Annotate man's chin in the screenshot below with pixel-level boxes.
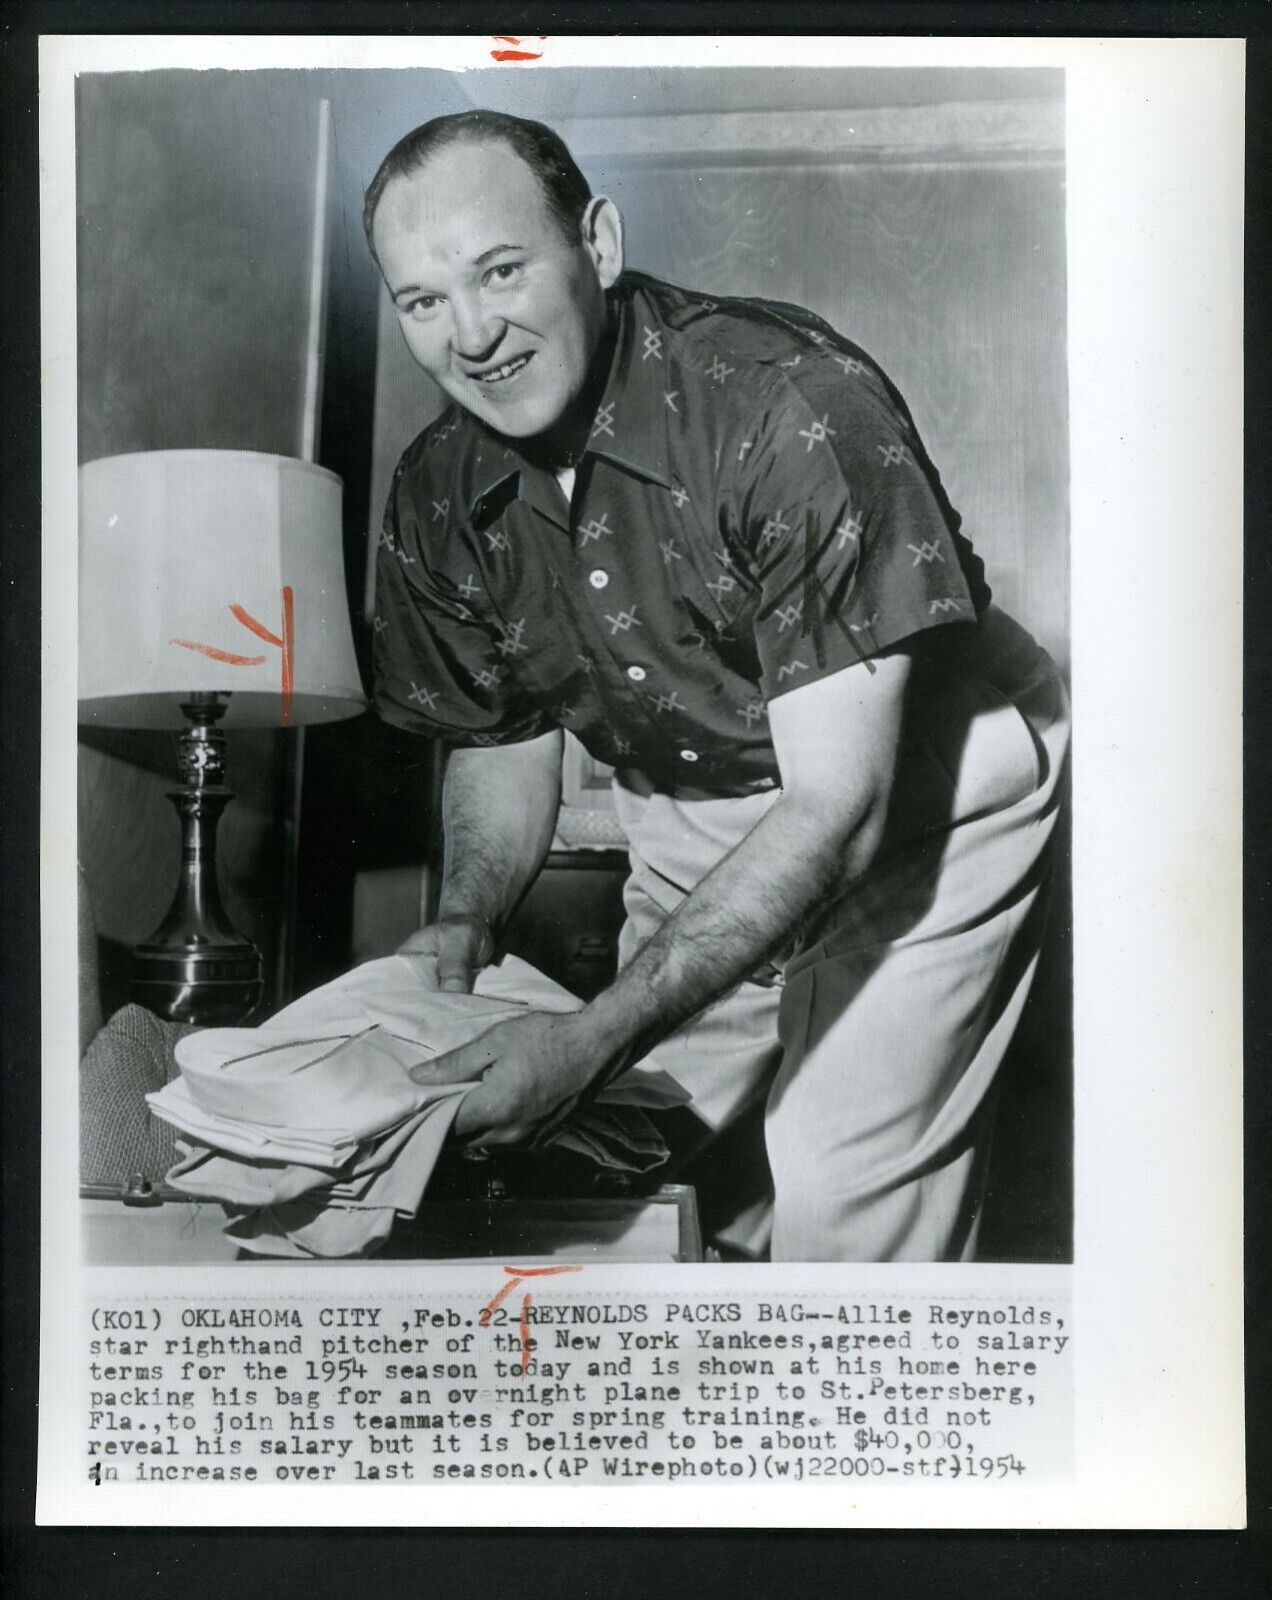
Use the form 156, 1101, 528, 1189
487, 413, 555, 440
441, 371, 586, 454
472, 395, 568, 443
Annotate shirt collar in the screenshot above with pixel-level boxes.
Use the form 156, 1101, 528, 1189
583, 280, 675, 491
464, 277, 674, 528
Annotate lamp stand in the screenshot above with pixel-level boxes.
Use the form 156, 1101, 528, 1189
130, 692, 265, 1025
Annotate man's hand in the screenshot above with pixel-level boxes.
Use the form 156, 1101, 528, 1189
408, 1010, 601, 1145
396, 914, 494, 994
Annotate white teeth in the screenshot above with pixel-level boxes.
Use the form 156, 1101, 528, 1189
478, 354, 531, 384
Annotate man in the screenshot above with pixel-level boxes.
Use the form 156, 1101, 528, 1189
366, 110, 1069, 1262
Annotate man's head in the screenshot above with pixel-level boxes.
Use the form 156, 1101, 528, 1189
365, 112, 624, 440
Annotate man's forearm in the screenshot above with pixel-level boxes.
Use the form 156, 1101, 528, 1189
582, 788, 883, 1067
436, 732, 564, 934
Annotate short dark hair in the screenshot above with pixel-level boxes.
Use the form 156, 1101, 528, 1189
363, 110, 593, 264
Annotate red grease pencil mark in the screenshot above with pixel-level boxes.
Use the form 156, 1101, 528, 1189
518, 1294, 533, 1374
481, 1265, 583, 1377
170, 587, 296, 726
479, 1264, 581, 1323
280, 586, 295, 727
228, 603, 284, 647
491, 34, 546, 61
171, 640, 267, 667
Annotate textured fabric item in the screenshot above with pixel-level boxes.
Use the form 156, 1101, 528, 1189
224, 1198, 400, 1259
171, 1027, 440, 1145
147, 954, 689, 1257
166, 1140, 362, 1207
171, 1094, 464, 1216
152, 958, 577, 1154
196, 1087, 685, 1259
148, 1076, 367, 1167
373, 270, 992, 793
79, 1004, 194, 1187
164, 1098, 452, 1206
271, 952, 586, 1026
616, 606, 1070, 1262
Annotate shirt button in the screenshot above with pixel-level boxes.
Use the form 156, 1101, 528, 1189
679, 749, 700, 763
626, 665, 647, 682
588, 569, 609, 590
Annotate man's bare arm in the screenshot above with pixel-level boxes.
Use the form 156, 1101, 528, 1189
437, 732, 564, 927
398, 729, 563, 990
581, 652, 910, 1062
411, 654, 911, 1135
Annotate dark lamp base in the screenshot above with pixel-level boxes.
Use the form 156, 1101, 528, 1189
131, 945, 264, 1027
128, 691, 267, 1028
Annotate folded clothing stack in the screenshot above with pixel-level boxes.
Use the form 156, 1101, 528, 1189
145, 954, 687, 1258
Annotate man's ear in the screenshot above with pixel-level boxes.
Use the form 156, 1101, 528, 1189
580, 196, 624, 288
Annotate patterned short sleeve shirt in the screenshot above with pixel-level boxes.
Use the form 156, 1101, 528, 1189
373, 271, 991, 794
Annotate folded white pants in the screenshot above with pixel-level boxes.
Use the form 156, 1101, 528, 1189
613, 606, 1070, 1263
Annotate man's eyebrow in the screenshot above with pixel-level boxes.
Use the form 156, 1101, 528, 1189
391, 243, 526, 303
474, 242, 526, 265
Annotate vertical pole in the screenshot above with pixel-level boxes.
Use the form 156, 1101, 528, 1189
275, 96, 332, 1009
299, 98, 332, 466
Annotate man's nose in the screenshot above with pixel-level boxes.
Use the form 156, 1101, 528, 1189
450, 294, 504, 363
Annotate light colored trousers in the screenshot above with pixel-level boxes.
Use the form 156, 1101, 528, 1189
613, 607, 1070, 1263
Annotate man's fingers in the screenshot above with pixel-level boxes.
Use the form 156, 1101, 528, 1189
396, 932, 443, 990
397, 919, 487, 992
408, 1039, 492, 1086
435, 934, 480, 991
397, 951, 441, 989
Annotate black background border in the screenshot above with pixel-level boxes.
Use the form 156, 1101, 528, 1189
3, 5, 1267, 1594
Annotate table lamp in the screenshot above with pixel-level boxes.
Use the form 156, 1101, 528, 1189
78, 449, 367, 1024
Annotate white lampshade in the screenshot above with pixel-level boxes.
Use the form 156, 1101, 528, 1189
78, 450, 367, 729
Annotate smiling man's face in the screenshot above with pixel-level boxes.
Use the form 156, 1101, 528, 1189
372, 138, 621, 440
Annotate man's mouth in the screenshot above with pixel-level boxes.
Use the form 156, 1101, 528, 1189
472, 352, 534, 387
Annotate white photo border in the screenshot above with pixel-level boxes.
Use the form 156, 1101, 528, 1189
37, 33, 1245, 1529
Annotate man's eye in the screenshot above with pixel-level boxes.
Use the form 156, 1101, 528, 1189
404, 295, 441, 319
485, 262, 524, 287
